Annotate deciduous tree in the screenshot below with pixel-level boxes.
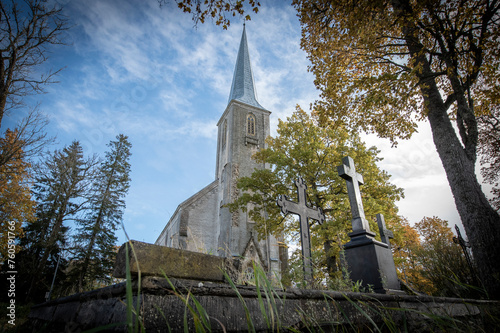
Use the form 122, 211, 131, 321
390, 219, 437, 294
0, 107, 54, 169
478, 105, 500, 211
0, 0, 69, 126
229, 107, 404, 286
160, 0, 260, 29
412, 217, 476, 297
0, 129, 35, 262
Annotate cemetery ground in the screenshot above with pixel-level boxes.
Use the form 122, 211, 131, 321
11, 241, 500, 332
4, 158, 500, 332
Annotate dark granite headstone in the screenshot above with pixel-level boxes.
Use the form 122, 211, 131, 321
337, 156, 401, 294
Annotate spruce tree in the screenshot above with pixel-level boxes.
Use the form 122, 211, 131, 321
19, 141, 95, 301
71, 134, 131, 292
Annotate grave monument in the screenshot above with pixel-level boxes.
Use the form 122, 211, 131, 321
277, 178, 325, 285
337, 156, 402, 294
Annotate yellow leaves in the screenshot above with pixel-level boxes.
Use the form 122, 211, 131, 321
391, 216, 476, 296
0, 129, 36, 262
174, 0, 260, 28
297, 0, 500, 147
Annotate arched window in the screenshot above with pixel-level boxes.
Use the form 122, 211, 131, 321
247, 113, 256, 136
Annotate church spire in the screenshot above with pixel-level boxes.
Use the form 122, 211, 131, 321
228, 25, 264, 109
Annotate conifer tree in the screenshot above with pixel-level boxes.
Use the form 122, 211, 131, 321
19, 141, 95, 301
71, 134, 131, 292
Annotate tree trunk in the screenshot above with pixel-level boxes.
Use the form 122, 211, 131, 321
427, 105, 500, 299
77, 212, 102, 293
77, 160, 117, 292
391, 0, 500, 298
28, 202, 67, 299
323, 239, 338, 276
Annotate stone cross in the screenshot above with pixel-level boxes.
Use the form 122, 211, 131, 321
376, 214, 394, 249
453, 224, 470, 252
337, 157, 402, 293
277, 178, 325, 285
453, 224, 475, 277
337, 156, 372, 233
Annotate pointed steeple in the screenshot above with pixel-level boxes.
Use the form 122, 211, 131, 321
228, 25, 264, 109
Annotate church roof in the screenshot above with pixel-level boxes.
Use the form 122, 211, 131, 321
227, 25, 264, 109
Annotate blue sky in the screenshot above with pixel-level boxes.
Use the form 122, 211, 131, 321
3, 0, 480, 245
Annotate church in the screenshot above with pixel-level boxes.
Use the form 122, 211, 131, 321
155, 26, 285, 279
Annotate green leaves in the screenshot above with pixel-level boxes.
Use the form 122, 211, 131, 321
231, 107, 404, 285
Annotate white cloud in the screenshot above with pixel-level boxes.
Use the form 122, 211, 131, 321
36, 0, 473, 246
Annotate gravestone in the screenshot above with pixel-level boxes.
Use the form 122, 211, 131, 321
337, 156, 401, 294
376, 213, 394, 248
376, 213, 399, 284
453, 224, 477, 281
113, 240, 238, 282
277, 178, 325, 285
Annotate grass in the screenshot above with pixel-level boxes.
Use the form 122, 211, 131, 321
16, 237, 500, 332
117, 247, 498, 332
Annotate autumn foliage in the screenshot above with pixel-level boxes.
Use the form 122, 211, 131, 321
0, 129, 36, 262
394, 216, 477, 297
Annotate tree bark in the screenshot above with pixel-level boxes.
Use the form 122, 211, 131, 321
323, 239, 338, 276
427, 104, 500, 299
391, 0, 500, 298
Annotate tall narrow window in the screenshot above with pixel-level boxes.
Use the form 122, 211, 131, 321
222, 120, 227, 148
247, 113, 256, 136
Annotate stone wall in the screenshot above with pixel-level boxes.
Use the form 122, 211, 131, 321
28, 277, 500, 332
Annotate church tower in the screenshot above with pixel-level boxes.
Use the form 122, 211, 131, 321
156, 26, 281, 278
215, 25, 278, 270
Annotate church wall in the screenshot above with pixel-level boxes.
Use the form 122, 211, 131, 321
155, 181, 219, 254
155, 210, 181, 248
182, 181, 219, 254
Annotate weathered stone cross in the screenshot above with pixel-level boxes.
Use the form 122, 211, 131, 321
337, 156, 372, 233
277, 178, 325, 285
376, 214, 394, 249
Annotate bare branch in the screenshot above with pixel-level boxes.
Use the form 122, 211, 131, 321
0, 0, 70, 126
0, 106, 55, 172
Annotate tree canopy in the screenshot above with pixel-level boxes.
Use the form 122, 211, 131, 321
407, 216, 477, 297
172, 0, 500, 299
0, 129, 35, 261
229, 107, 405, 286
478, 105, 500, 211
